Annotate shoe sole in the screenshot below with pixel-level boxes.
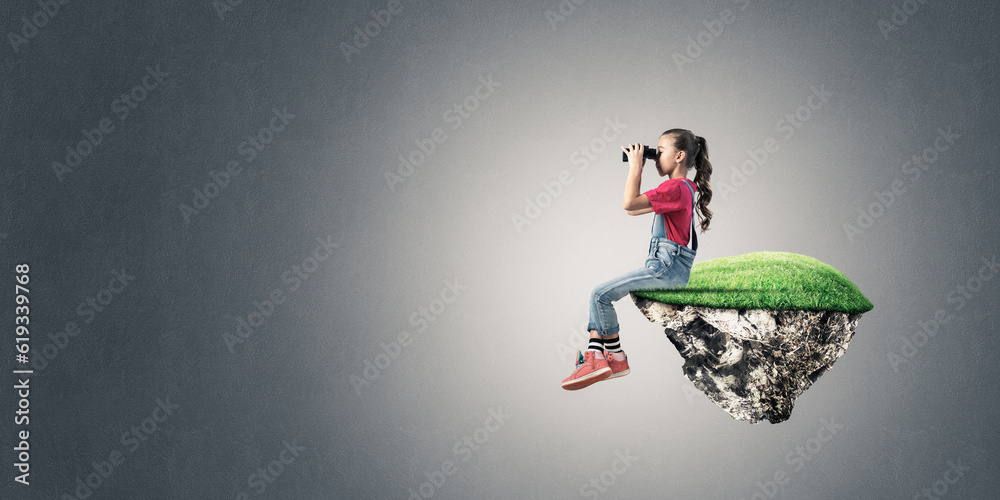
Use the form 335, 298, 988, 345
561, 367, 612, 390
606, 368, 630, 379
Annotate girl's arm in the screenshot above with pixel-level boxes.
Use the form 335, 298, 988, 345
622, 143, 653, 211
626, 207, 654, 216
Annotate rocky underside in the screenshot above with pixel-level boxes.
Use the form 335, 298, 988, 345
631, 293, 863, 424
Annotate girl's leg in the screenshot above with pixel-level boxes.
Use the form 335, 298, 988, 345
589, 329, 618, 341
563, 266, 662, 390
589, 330, 622, 356
587, 264, 669, 341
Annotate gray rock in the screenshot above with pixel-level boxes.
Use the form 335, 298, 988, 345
630, 293, 863, 424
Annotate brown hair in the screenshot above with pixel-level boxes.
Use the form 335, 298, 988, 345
661, 129, 713, 232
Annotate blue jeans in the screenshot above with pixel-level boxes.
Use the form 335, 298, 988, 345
587, 236, 697, 337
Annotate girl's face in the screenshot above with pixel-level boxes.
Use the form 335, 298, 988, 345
655, 134, 685, 177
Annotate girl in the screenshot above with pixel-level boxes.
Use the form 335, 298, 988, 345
561, 129, 714, 390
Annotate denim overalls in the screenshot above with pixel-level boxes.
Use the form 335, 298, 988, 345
586, 179, 699, 336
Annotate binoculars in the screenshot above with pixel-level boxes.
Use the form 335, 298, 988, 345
621, 144, 658, 162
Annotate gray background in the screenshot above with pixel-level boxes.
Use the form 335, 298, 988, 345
1, 0, 998, 498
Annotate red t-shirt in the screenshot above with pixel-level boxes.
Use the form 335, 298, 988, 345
643, 178, 697, 247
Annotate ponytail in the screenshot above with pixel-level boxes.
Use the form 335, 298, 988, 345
691, 135, 713, 233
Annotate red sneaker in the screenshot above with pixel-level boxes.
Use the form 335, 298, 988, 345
561, 350, 612, 391
605, 351, 630, 379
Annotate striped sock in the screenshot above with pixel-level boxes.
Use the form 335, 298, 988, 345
587, 337, 605, 353
604, 337, 622, 352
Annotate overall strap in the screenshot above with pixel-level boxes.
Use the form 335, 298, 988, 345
681, 179, 698, 251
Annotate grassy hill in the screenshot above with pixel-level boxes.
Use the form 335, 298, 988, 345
632, 252, 874, 314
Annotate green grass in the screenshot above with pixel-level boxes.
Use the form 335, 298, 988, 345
632, 252, 874, 314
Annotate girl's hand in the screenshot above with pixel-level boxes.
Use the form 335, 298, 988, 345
622, 143, 645, 172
